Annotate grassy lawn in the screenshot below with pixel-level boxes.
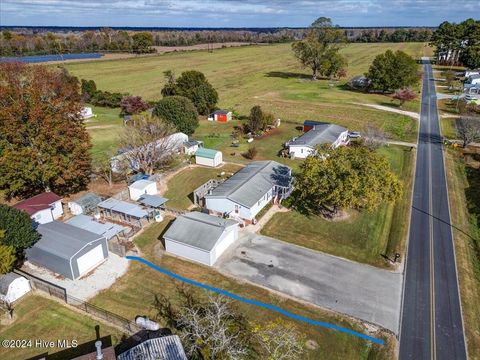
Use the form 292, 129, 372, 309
84, 105, 124, 160
444, 150, 480, 359
91, 219, 395, 360
0, 295, 125, 360
261, 145, 414, 268
441, 117, 459, 139
66, 42, 426, 158
163, 163, 243, 210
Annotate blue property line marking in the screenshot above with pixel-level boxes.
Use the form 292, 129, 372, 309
126, 256, 384, 345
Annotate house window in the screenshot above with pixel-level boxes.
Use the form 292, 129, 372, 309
235, 205, 239, 213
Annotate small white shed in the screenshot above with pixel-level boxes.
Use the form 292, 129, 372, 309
129, 180, 158, 201
163, 212, 238, 266
195, 148, 223, 168
80, 107, 94, 119
0, 273, 31, 304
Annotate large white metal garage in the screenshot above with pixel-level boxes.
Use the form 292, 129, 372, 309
163, 212, 238, 266
26, 221, 108, 280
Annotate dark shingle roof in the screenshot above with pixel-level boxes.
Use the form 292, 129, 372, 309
13, 192, 62, 216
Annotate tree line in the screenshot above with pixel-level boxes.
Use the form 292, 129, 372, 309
431, 18, 480, 69
1, 26, 436, 57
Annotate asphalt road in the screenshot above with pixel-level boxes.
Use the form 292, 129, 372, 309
399, 59, 467, 359
217, 232, 403, 332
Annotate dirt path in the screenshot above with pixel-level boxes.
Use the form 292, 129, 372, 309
353, 103, 420, 120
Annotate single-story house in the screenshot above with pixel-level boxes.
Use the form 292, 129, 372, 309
163, 212, 238, 266
195, 148, 223, 167
26, 221, 108, 280
129, 179, 158, 201
208, 110, 232, 122
466, 74, 480, 85
68, 192, 102, 216
13, 192, 63, 224
0, 273, 31, 304
117, 335, 187, 360
80, 106, 94, 120
183, 140, 203, 155
205, 161, 293, 223
66, 214, 127, 241
111, 132, 188, 173
97, 198, 149, 226
288, 123, 349, 159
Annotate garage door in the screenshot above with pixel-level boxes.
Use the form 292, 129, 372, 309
76, 245, 105, 276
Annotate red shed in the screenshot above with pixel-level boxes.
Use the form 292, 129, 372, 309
208, 110, 232, 123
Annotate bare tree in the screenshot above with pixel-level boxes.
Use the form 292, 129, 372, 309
92, 155, 115, 187
117, 114, 177, 175
178, 294, 249, 360
458, 117, 480, 148
252, 318, 305, 360
363, 126, 387, 150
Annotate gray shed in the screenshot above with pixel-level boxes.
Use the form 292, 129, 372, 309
26, 221, 108, 280
68, 192, 102, 215
117, 335, 187, 360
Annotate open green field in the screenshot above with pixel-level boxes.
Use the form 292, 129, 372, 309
163, 163, 243, 210
91, 218, 395, 360
444, 151, 480, 359
0, 295, 124, 360
261, 145, 414, 268
69, 43, 428, 160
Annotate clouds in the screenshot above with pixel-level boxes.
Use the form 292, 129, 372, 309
0, 0, 477, 27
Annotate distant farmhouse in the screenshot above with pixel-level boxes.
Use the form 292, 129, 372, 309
13, 192, 63, 224
205, 160, 293, 223
287, 122, 349, 159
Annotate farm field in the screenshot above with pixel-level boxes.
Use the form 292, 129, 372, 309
70, 42, 430, 159
261, 145, 414, 268
0, 295, 124, 360
91, 218, 395, 360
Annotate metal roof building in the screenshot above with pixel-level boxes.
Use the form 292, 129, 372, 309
163, 212, 239, 266
98, 198, 148, 218
138, 194, 169, 208
26, 221, 108, 280
66, 214, 127, 240
117, 335, 187, 360
68, 192, 102, 215
206, 161, 292, 208
289, 123, 347, 148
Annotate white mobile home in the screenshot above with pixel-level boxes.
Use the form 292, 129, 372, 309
205, 161, 293, 223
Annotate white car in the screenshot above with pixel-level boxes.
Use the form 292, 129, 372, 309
135, 316, 160, 331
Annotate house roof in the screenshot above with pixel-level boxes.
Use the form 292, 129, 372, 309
195, 148, 220, 159
205, 161, 292, 208
98, 198, 148, 218
71, 193, 102, 210
212, 110, 230, 115
31, 221, 105, 261
184, 140, 199, 147
469, 74, 480, 80
13, 192, 62, 216
118, 335, 187, 360
289, 123, 347, 148
66, 214, 126, 240
163, 212, 237, 252
303, 120, 324, 127
138, 194, 169, 208
0, 273, 22, 295
129, 179, 156, 190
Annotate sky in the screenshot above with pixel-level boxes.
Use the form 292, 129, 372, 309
0, 0, 478, 28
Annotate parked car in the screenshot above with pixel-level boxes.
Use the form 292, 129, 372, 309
135, 316, 160, 331
348, 131, 361, 139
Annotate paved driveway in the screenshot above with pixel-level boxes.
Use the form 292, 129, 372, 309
216, 232, 403, 333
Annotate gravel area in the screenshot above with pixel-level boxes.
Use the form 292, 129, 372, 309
23, 253, 129, 300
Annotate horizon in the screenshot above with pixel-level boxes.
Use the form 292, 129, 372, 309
1, 0, 478, 28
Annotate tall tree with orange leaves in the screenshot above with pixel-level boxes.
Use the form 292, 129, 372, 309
0, 63, 91, 199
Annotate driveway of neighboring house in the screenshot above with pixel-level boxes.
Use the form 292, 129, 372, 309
216, 232, 403, 333
23, 253, 129, 300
